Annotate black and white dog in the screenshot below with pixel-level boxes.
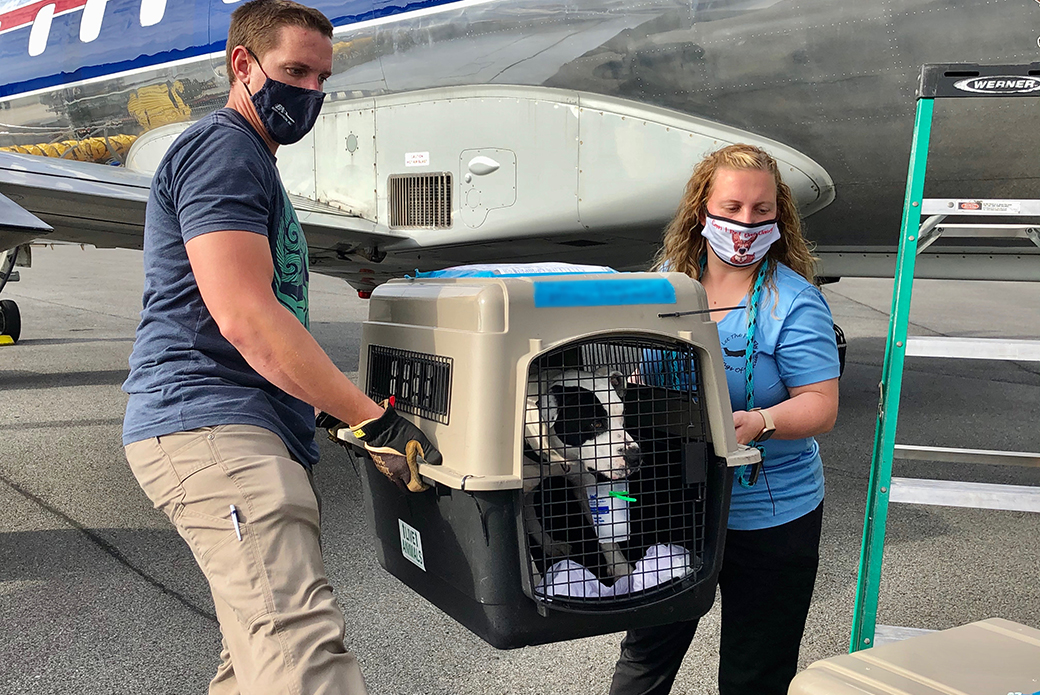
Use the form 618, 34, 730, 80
524, 368, 641, 582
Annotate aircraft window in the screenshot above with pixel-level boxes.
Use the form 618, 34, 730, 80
80, 0, 107, 43
28, 3, 55, 56
140, 0, 166, 27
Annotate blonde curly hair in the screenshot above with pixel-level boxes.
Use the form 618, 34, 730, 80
652, 143, 817, 284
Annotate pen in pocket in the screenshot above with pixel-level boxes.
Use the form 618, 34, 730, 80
229, 504, 243, 541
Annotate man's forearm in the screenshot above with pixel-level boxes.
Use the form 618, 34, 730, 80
222, 298, 383, 427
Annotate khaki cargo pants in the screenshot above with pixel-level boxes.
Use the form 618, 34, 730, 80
125, 424, 369, 695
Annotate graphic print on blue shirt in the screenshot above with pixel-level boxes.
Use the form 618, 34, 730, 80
720, 332, 758, 371
274, 188, 309, 329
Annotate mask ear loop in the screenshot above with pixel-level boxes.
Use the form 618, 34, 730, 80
240, 47, 269, 98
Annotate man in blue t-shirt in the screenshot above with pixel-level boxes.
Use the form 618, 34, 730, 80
121, 1, 438, 692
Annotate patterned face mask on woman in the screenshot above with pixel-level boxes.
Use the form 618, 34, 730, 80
700, 213, 780, 267
244, 48, 326, 145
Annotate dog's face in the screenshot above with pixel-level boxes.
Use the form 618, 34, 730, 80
534, 369, 640, 479
730, 229, 758, 264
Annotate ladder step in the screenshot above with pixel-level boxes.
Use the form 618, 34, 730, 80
905, 336, 1040, 362
921, 198, 1040, 216
894, 445, 1040, 468
931, 223, 1040, 239
890, 478, 1040, 513
873, 625, 936, 646
914, 221, 1040, 254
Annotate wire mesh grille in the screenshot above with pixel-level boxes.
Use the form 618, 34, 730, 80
367, 345, 452, 424
388, 172, 452, 228
522, 335, 710, 612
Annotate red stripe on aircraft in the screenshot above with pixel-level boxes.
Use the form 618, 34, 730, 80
0, 0, 88, 32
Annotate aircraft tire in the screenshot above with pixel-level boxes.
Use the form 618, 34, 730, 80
0, 299, 20, 343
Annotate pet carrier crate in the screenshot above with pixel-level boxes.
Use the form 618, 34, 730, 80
790, 618, 1040, 695
350, 266, 759, 649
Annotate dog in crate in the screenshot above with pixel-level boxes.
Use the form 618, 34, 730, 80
523, 368, 641, 582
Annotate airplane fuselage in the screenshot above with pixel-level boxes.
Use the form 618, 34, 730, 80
2, 0, 1039, 287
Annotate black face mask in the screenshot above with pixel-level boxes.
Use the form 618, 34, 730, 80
244, 48, 326, 145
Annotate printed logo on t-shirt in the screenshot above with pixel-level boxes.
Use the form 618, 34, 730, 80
721, 332, 758, 373
273, 189, 310, 329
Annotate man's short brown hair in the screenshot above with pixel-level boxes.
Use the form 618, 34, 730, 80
226, 0, 334, 85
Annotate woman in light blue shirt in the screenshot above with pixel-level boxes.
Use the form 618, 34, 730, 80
610, 144, 841, 695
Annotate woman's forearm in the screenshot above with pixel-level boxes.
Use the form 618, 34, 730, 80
733, 379, 839, 444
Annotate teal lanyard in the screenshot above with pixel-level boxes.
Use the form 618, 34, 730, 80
701, 256, 769, 487
738, 259, 769, 487
699, 256, 768, 487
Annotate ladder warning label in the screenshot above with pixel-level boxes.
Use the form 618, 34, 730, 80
399, 519, 426, 571
955, 200, 1021, 214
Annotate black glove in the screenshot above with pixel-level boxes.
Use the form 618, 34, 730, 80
317, 401, 441, 493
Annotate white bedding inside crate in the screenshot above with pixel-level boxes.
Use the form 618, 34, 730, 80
535, 543, 692, 599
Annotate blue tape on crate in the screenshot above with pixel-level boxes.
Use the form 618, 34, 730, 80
415, 269, 612, 278
413, 263, 617, 278
533, 278, 676, 308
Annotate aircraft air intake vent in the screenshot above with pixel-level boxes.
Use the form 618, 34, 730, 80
388, 172, 453, 229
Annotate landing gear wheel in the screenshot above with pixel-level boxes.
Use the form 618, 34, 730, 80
0, 299, 20, 343
0, 246, 18, 294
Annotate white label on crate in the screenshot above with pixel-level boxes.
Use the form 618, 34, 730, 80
404, 151, 429, 167
398, 519, 426, 571
587, 481, 631, 543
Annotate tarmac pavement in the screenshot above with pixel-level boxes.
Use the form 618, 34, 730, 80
1, 245, 1038, 694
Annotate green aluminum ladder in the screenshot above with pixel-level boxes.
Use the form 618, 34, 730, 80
850, 63, 1040, 652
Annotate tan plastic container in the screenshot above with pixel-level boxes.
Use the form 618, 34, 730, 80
353, 269, 760, 648
360, 271, 758, 490
790, 618, 1040, 695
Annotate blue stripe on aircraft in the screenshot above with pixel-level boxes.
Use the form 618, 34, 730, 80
321, 0, 467, 28
0, 43, 225, 98
1, 0, 209, 98
0, 0, 464, 99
